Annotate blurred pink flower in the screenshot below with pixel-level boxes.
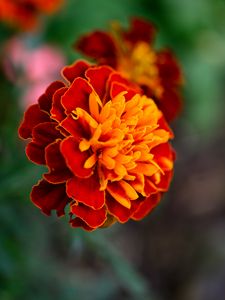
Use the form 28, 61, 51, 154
3, 37, 66, 108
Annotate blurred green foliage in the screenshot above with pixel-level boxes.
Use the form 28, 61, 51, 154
0, 0, 225, 299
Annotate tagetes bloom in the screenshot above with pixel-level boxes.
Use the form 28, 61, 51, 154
0, 0, 62, 30
18, 60, 175, 231
76, 18, 183, 122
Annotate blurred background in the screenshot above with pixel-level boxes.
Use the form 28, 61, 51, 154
0, 0, 225, 299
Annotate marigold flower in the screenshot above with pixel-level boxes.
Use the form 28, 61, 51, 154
76, 18, 183, 122
0, 0, 62, 30
18, 60, 175, 231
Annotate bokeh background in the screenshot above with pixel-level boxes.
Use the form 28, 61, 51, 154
0, 0, 225, 299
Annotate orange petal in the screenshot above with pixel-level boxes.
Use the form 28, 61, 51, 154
106, 193, 142, 223
131, 162, 159, 176
107, 180, 138, 209
84, 153, 97, 168
88, 91, 101, 121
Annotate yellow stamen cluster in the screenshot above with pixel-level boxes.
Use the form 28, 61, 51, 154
72, 91, 171, 209
118, 42, 163, 98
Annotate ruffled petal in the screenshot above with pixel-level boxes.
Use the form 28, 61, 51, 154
85, 65, 113, 100
144, 177, 158, 196
62, 60, 91, 83
26, 122, 62, 165
157, 49, 183, 85
44, 140, 72, 184
50, 87, 68, 122
71, 203, 107, 228
132, 193, 160, 220
123, 17, 156, 44
38, 81, 65, 113
107, 180, 139, 209
60, 136, 93, 178
76, 31, 118, 67
70, 217, 95, 231
61, 77, 92, 114
106, 194, 142, 223
66, 175, 105, 210
151, 143, 174, 171
60, 115, 89, 140
158, 88, 182, 122
153, 171, 173, 192
110, 82, 140, 101
31, 179, 70, 217
18, 104, 49, 139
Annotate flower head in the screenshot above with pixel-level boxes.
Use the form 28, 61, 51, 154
0, 0, 62, 30
18, 60, 175, 231
76, 18, 183, 122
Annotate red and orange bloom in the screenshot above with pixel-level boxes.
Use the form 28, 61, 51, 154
18, 60, 175, 231
0, 0, 62, 30
76, 18, 183, 122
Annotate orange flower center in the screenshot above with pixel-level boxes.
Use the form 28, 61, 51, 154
72, 91, 172, 209
118, 42, 163, 98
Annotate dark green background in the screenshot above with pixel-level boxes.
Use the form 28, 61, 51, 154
0, 0, 225, 299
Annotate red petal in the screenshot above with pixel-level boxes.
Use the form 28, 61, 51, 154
60, 115, 89, 140
70, 217, 95, 231
31, 179, 70, 217
26, 122, 62, 165
50, 87, 68, 122
108, 72, 141, 100
151, 143, 174, 166
71, 203, 107, 228
76, 31, 118, 68
44, 140, 72, 184
18, 104, 49, 139
60, 136, 93, 178
85, 65, 113, 100
61, 77, 92, 114
123, 17, 156, 44
66, 175, 105, 209
38, 81, 65, 113
158, 88, 182, 122
110, 82, 140, 101
132, 193, 160, 220
26, 141, 46, 165
144, 177, 158, 196
106, 193, 141, 223
157, 115, 174, 138
154, 170, 173, 191
157, 50, 183, 85
62, 60, 91, 83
